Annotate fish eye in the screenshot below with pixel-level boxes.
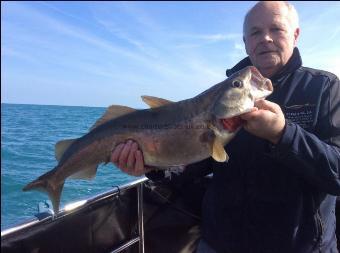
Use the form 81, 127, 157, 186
232, 80, 243, 88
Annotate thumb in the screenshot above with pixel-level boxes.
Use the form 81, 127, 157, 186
239, 107, 258, 121
254, 100, 280, 114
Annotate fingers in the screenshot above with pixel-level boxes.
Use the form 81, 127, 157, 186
111, 143, 125, 164
135, 150, 147, 175
111, 140, 149, 176
240, 100, 282, 121
239, 100, 286, 144
126, 142, 138, 170
118, 140, 133, 169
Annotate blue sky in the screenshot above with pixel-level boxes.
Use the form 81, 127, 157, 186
2, 1, 340, 108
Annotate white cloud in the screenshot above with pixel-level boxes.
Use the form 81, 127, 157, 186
234, 42, 244, 51
190, 33, 242, 42
93, 17, 146, 51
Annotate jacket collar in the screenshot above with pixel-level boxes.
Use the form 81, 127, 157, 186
226, 47, 302, 82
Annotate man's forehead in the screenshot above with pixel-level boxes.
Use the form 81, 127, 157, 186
245, 6, 290, 30
248, 14, 287, 29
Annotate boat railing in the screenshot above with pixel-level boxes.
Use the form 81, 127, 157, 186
1, 177, 149, 253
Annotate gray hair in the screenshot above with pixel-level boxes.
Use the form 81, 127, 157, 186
243, 1, 299, 35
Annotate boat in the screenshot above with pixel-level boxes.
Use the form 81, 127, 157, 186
2, 175, 340, 253
1, 176, 210, 253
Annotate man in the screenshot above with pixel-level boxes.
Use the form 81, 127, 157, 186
112, 1, 340, 252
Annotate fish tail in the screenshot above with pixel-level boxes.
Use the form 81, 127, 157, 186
23, 168, 65, 215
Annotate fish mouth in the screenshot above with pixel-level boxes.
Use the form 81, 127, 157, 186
218, 105, 256, 132
220, 116, 245, 132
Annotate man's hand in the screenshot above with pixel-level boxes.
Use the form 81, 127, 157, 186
240, 100, 286, 144
111, 140, 151, 176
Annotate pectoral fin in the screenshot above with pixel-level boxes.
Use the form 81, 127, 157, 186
90, 105, 136, 130
55, 139, 77, 162
207, 122, 230, 162
69, 165, 98, 180
141, 95, 173, 108
211, 138, 229, 162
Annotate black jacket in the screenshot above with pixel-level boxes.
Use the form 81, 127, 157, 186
146, 47, 340, 253
200, 47, 340, 253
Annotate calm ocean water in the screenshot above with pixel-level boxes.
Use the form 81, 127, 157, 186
1, 103, 136, 230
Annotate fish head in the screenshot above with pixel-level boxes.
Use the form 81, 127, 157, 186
212, 66, 273, 132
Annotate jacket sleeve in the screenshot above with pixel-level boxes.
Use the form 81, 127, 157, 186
272, 76, 340, 195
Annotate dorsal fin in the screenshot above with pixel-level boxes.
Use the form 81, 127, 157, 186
55, 138, 77, 162
90, 105, 136, 131
141, 95, 173, 108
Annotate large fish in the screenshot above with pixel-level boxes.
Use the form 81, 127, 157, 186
23, 66, 273, 214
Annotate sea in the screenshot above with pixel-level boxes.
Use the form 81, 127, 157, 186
1, 103, 136, 230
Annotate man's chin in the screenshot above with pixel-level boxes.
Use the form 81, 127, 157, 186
257, 57, 281, 69
258, 52, 279, 60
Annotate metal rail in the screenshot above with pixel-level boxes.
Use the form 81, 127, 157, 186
138, 183, 145, 253
2, 177, 148, 253
107, 182, 145, 253
109, 237, 140, 253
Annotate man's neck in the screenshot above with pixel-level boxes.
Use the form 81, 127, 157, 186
258, 66, 281, 78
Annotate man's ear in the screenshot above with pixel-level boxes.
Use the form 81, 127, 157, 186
293, 27, 300, 46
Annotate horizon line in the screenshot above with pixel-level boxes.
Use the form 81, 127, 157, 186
1, 102, 106, 109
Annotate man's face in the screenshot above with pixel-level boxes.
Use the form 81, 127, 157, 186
243, 3, 299, 77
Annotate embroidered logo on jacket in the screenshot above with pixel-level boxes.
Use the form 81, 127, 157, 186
283, 104, 316, 130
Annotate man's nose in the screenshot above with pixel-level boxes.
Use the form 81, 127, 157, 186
261, 32, 273, 43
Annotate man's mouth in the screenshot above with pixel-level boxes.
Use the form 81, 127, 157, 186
259, 50, 277, 55
221, 116, 246, 132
